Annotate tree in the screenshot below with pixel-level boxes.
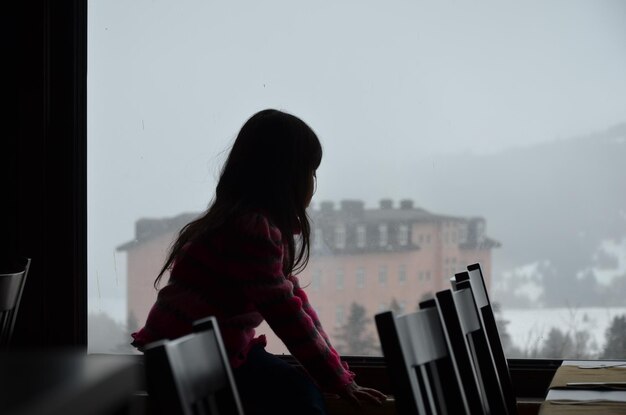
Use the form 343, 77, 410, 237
492, 302, 523, 357
540, 328, 573, 358
602, 315, 626, 359
335, 302, 379, 355
88, 312, 129, 353
389, 297, 403, 315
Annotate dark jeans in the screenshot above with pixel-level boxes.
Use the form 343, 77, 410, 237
233, 344, 328, 415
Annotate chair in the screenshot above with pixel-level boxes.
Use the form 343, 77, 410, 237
456, 265, 518, 414
0, 257, 31, 348
421, 295, 487, 415
450, 280, 510, 414
143, 316, 244, 415
375, 307, 469, 415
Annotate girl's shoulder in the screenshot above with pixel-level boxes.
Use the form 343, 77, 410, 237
233, 211, 282, 244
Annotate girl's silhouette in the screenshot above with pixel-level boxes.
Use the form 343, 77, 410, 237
132, 109, 386, 414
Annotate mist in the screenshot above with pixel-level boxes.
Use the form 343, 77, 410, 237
88, 0, 626, 321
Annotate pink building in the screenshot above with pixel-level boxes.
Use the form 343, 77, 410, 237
118, 199, 499, 354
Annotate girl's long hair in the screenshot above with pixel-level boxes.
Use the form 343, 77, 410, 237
154, 109, 322, 287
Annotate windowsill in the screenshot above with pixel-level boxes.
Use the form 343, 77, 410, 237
109, 353, 560, 415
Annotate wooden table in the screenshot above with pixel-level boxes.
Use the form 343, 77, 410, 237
0, 351, 140, 415
538, 360, 626, 415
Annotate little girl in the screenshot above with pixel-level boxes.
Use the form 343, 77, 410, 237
131, 109, 386, 414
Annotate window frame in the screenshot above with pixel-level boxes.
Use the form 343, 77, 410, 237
7, 0, 87, 349
8, 0, 584, 401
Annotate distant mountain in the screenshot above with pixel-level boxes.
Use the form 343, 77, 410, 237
410, 122, 626, 307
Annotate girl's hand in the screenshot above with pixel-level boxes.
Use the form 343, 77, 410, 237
340, 381, 387, 406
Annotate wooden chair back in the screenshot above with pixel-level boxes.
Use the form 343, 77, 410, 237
427, 292, 488, 415
457, 265, 518, 414
0, 257, 31, 348
452, 281, 509, 414
376, 307, 468, 414
144, 316, 244, 415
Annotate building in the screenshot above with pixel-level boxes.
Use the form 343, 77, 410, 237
303, 199, 498, 327
118, 198, 499, 354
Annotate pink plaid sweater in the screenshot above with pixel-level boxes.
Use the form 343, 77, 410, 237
131, 212, 355, 393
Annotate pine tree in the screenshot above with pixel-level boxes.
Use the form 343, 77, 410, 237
492, 302, 522, 357
389, 297, 403, 315
540, 328, 573, 358
335, 302, 379, 355
602, 315, 626, 359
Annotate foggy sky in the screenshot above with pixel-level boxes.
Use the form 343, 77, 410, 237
87, 0, 626, 320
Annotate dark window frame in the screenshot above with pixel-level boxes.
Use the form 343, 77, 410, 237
6, 0, 87, 348
6, 0, 561, 400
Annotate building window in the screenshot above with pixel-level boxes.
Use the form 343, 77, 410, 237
399, 301, 406, 314
313, 228, 323, 250
418, 270, 425, 281
378, 265, 388, 286
356, 225, 366, 248
398, 224, 409, 246
458, 225, 468, 243
425, 270, 432, 281
379, 224, 388, 247
312, 269, 322, 291
398, 264, 407, 284
335, 225, 346, 249
356, 267, 366, 289
335, 305, 345, 326
336, 268, 344, 290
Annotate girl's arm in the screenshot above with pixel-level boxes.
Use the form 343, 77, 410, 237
287, 274, 350, 367
234, 213, 355, 393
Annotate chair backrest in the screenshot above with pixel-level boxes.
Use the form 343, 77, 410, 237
375, 307, 468, 415
451, 281, 509, 415
0, 257, 31, 348
144, 316, 244, 415
457, 265, 517, 414
427, 292, 487, 415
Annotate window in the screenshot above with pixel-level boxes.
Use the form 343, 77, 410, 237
398, 224, 409, 246
378, 224, 388, 247
378, 265, 388, 286
335, 268, 344, 290
313, 228, 323, 251
312, 269, 322, 291
356, 267, 366, 289
356, 225, 366, 248
335, 225, 346, 249
398, 264, 407, 285
335, 305, 345, 327
89, 1, 626, 362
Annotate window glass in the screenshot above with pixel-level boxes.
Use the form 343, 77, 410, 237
356, 225, 366, 248
89, 0, 626, 359
335, 225, 346, 250
336, 268, 345, 290
356, 267, 366, 289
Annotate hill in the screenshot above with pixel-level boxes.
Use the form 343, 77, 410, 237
410, 123, 626, 307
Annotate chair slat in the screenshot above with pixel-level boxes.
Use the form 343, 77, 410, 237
144, 316, 244, 415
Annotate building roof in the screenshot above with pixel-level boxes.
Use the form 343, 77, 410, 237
116, 199, 500, 252
116, 212, 199, 251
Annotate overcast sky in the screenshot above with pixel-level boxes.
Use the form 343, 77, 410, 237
88, 0, 626, 320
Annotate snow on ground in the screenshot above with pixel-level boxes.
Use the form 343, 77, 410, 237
500, 306, 626, 357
